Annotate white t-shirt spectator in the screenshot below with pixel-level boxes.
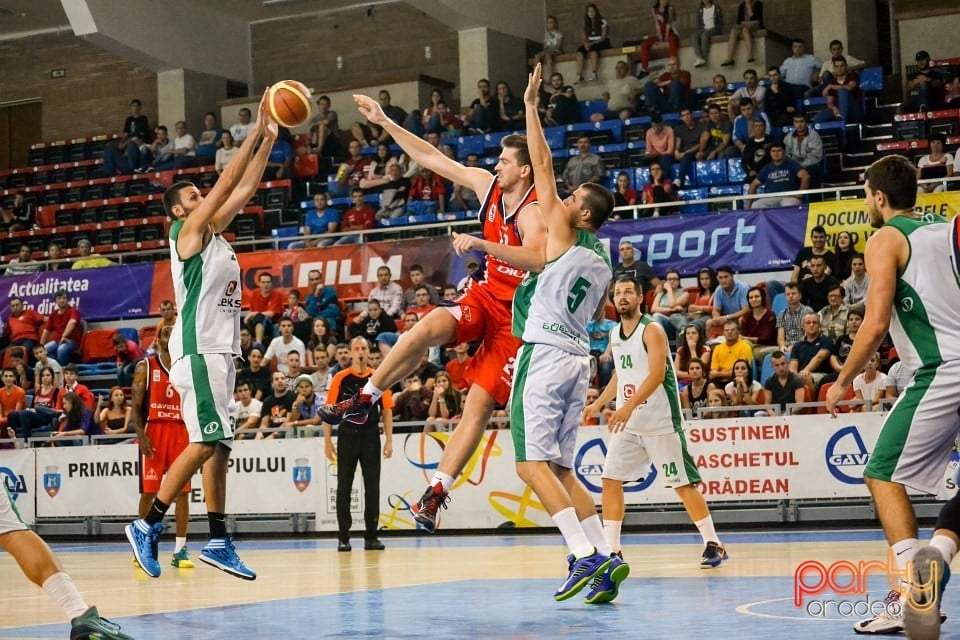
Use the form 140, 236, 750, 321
724, 380, 763, 402
174, 133, 197, 157
229, 397, 263, 428
885, 361, 913, 397
853, 371, 888, 409
263, 336, 306, 374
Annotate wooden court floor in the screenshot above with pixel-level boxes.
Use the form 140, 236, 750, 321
1, 529, 958, 639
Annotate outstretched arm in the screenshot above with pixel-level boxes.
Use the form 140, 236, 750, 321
354, 94, 491, 197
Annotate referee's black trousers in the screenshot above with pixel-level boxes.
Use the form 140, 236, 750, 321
336, 425, 381, 541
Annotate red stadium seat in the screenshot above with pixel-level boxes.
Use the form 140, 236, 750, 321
80, 329, 118, 363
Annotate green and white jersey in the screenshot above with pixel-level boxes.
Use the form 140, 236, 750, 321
169, 220, 242, 360
512, 228, 611, 356
610, 315, 683, 436
885, 214, 960, 372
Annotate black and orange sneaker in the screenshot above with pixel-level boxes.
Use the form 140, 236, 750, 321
317, 392, 372, 425
411, 483, 450, 533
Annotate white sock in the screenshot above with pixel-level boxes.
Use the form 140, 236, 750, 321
694, 515, 720, 545
552, 507, 593, 558
929, 535, 958, 564
892, 538, 920, 571
175, 536, 187, 552
42, 572, 88, 620
430, 472, 455, 493
580, 515, 612, 556
361, 380, 383, 403
603, 519, 622, 554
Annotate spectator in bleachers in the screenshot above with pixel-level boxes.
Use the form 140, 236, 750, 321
704, 74, 733, 116
916, 133, 954, 193
562, 135, 603, 193
574, 3, 610, 84
729, 69, 766, 122
673, 108, 707, 188
681, 268, 718, 342
103, 99, 149, 176
366, 266, 404, 318
532, 15, 564, 75
8, 365, 59, 438
303, 268, 340, 333
601, 61, 642, 120
467, 78, 495, 134
229, 107, 253, 147
643, 113, 675, 175
782, 114, 824, 182
693, 0, 724, 68
587, 313, 617, 387
740, 285, 777, 365
8, 348, 32, 392
112, 333, 144, 387
779, 38, 822, 102
57, 364, 94, 411
741, 118, 773, 184
135, 125, 174, 174
823, 307, 861, 386
45, 242, 67, 272
238, 347, 270, 401
285, 375, 324, 431
818, 284, 849, 342
368, 162, 409, 220
763, 350, 805, 411
539, 72, 579, 127
32, 344, 62, 388
843, 253, 869, 307
764, 67, 797, 126
492, 81, 524, 132
72, 239, 113, 269
456, 256, 481, 291
309, 347, 333, 401
789, 313, 832, 394
650, 269, 689, 341
814, 41, 866, 88
902, 50, 944, 114
730, 99, 771, 159
348, 300, 396, 345
640, 160, 679, 215
406, 286, 436, 321
162, 120, 197, 170
305, 318, 337, 365
289, 193, 339, 249
776, 282, 813, 353
703, 104, 734, 162
613, 240, 660, 291
748, 141, 809, 208
813, 56, 863, 123
407, 89, 442, 137
798, 255, 839, 312
282, 288, 311, 340
425, 371, 461, 432
99, 386, 130, 438
1, 193, 34, 232
834, 231, 856, 282
376, 91, 408, 136
153, 299, 177, 340
236, 326, 264, 369
612, 171, 638, 206
852, 352, 887, 412
451, 154, 482, 212
245, 272, 284, 345
284, 352, 305, 392
680, 360, 711, 411
214, 130, 238, 175
265, 127, 294, 180
309, 95, 340, 158
50, 391, 99, 444
637, 1, 680, 79
337, 188, 376, 244
677, 325, 714, 381
264, 318, 306, 375
330, 140, 369, 197
721, 0, 763, 67
884, 357, 912, 400
40, 290, 82, 365
707, 265, 749, 335
445, 342, 472, 392
230, 381, 263, 439
393, 372, 432, 423
407, 167, 446, 215
709, 319, 753, 387
945, 72, 960, 108
195, 112, 222, 166
643, 56, 692, 114
360, 143, 395, 187
350, 119, 378, 149
259, 371, 294, 439
724, 358, 764, 410
5, 244, 41, 276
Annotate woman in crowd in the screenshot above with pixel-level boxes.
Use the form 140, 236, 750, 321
705, 388, 730, 419
7, 366, 60, 439
531, 15, 564, 75
916, 133, 953, 194
724, 358, 764, 413
722, 0, 764, 67
306, 317, 337, 365
739, 285, 777, 366
50, 392, 100, 445
425, 371, 462, 433
641, 161, 679, 216
675, 324, 712, 382
834, 230, 856, 282
650, 269, 689, 342
613, 171, 637, 208
574, 3, 611, 84
215, 130, 238, 175
680, 359, 712, 413
683, 267, 718, 340
98, 386, 130, 439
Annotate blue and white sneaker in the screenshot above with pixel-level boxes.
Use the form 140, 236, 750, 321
125, 519, 162, 578
700, 541, 729, 568
554, 550, 612, 601
199, 538, 256, 580
904, 546, 952, 640
584, 553, 631, 604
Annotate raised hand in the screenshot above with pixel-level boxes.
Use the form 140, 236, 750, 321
353, 94, 389, 127
524, 64, 543, 106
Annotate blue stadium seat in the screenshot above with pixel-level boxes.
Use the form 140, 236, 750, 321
543, 126, 566, 150
760, 353, 774, 385
116, 328, 138, 344
436, 210, 469, 221
709, 184, 742, 197
677, 188, 709, 214
771, 293, 787, 316
578, 99, 608, 122
564, 119, 623, 142
694, 160, 727, 186
859, 66, 883, 92
727, 158, 747, 183
456, 135, 484, 160
271, 225, 300, 249
635, 166, 651, 187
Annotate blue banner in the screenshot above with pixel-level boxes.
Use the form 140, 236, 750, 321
598, 207, 808, 275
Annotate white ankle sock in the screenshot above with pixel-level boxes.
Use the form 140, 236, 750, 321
694, 515, 720, 545
430, 472, 455, 493
42, 572, 88, 620
175, 536, 187, 552
892, 538, 919, 570
361, 380, 383, 403
602, 519, 622, 554
552, 507, 593, 558
580, 515, 612, 556
929, 535, 958, 564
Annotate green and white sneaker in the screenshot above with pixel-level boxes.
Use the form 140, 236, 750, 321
171, 546, 195, 568
70, 605, 135, 640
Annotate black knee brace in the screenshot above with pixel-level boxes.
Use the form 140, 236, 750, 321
934, 491, 960, 538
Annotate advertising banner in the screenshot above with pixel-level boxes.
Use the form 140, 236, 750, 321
0, 448, 36, 525
599, 208, 808, 276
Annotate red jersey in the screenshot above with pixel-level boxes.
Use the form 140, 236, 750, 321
248, 289, 284, 315
473, 181, 537, 302
144, 354, 184, 426
7, 309, 45, 343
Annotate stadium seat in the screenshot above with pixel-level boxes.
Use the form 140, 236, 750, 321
694, 160, 727, 186
817, 381, 854, 414
771, 293, 787, 316
115, 327, 139, 344
294, 154, 319, 179
139, 326, 157, 351
80, 329, 119, 363
271, 225, 300, 250
760, 353, 774, 385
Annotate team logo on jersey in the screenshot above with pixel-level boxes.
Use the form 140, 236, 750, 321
225, 281, 238, 297
0, 467, 26, 501
153, 370, 161, 382
825, 425, 869, 485
293, 458, 312, 493
202, 421, 221, 435
900, 297, 914, 313
43, 466, 61, 498
487, 203, 497, 223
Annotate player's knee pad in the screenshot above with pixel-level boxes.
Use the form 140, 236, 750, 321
934, 491, 960, 538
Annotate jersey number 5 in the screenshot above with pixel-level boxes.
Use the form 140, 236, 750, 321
567, 277, 591, 313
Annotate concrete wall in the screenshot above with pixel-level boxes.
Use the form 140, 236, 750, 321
897, 13, 960, 74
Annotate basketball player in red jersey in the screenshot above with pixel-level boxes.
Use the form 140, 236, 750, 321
318, 93, 548, 532
131, 324, 194, 568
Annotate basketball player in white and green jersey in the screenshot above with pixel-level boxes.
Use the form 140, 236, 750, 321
125, 90, 278, 582
826, 155, 959, 638
512, 64, 619, 604
584, 275, 726, 577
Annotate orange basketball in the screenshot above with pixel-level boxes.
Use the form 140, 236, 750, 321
268, 80, 313, 128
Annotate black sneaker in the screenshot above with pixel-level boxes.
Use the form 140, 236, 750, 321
700, 541, 728, 568
411, 483, 450, 533
337, 539, 351, 552
364, 538, 385, 550
317, 392, 372, 425
70, 606, 135, 640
